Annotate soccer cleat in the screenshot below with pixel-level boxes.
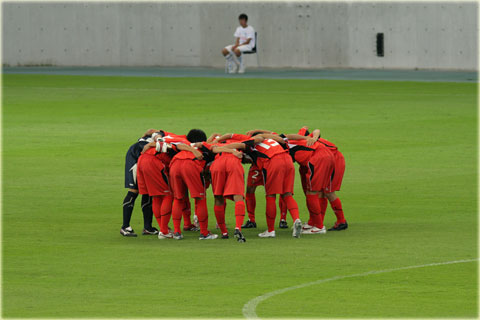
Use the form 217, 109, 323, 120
142, 227, 159, 235
234, 229, 246, 242
279, 219, 288, 229
242, 220, 257, 229
292, 219, 302, 238
328, 221, 348, 231
183, 225, 200, 231
221, 233, 229, 239
199, 233, 218, 240
120, 226, 137, 237
158, 231, 173, 239
301, 226, 327, 235
258, 230, 276, 238
172, 232, 184, 240
302, 222, 314, 230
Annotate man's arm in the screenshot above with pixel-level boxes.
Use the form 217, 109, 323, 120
211, 145, 243, 159
285, 134, 308, 141
207, 132, 221, 143
142, 129, 158, 138
141, 141, 156, 154
232, 38, 240, 49
212, 133, 234, 144
176, 143, 203, 160
246, 129, 272, 136
260, 133, 286, 145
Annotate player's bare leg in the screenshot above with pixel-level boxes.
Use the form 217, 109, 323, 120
325, 191, 348, 231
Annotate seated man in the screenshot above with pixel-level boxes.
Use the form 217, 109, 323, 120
222, 13, 255, 74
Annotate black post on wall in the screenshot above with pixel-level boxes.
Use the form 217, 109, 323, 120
376, 33, 384, 57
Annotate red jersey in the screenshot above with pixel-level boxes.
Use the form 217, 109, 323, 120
161, 131, 189, 144
287, 139, 324, 166
171, 142, 215, 168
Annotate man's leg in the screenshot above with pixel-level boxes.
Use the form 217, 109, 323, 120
152, 195, 163, 230
214, 196, 228, 237
326, 191, 348, 230
245, 185, 257, 226
141, 194, 157, 234
279, 197, 288, 228
121, 189, 139, 236
233, 48, 244, 73
266, 195, 277, 232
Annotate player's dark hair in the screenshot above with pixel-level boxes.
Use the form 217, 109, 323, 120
239, 13, 248, 21
303, 130, 310, 136
187, 129, 207, 143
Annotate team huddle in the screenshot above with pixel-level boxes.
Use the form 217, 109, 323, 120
120, 127, 348, 242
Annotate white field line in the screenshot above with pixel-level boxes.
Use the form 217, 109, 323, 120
242, 258, 479, 319
3, 86, 473, 97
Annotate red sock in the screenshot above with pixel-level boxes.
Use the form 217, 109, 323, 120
279, 197, 287, 220
245, 193, 256, 223
234, 201, 246, 230
152, 196, 163, 229
306, 197, 314, 226
330, 198, 346, 223
195, 198, 209, 236
214, 204, 228, 234
172, 198, 184, 234
160, 195, 173, 234
319, 197, 328, 227
283, 195, 300, 221
306, 194, 321, 228
182, 198, 193, 228
265, 196, 277, 232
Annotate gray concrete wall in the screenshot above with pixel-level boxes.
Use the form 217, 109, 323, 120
2, 1, 478, 70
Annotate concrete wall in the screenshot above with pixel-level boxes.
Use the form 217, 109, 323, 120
2, 1, 478, 70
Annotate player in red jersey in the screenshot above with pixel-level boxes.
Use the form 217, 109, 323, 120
236, 133, 303, 238
169, 129, 245, 240
284, 133, 335, 234
208, 135, 263, 242
141, 131, 200, 233
138, 131, 204, 239
214, 131, 289, 230
298, 127, 348, 231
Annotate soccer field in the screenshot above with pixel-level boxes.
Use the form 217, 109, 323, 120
2, 73, 478, 318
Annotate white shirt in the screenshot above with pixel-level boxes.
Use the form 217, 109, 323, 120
234, 26, 255, 48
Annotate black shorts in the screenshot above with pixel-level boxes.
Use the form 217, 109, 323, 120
124, 142, 146, 189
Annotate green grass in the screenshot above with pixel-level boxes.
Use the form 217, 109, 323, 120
2, 74, 478, 318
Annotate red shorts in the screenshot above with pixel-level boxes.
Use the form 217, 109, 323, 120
247, 164, 264, 187
329, 151, 345, 192
169, 159, 206, 199
306, 148, 335, 193
137, 154, 171, 196
262, 152, 295, 195
210, 154, 245, 197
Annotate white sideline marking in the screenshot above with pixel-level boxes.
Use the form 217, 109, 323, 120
3, 86, 472, 97
242, 258, 478, 319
